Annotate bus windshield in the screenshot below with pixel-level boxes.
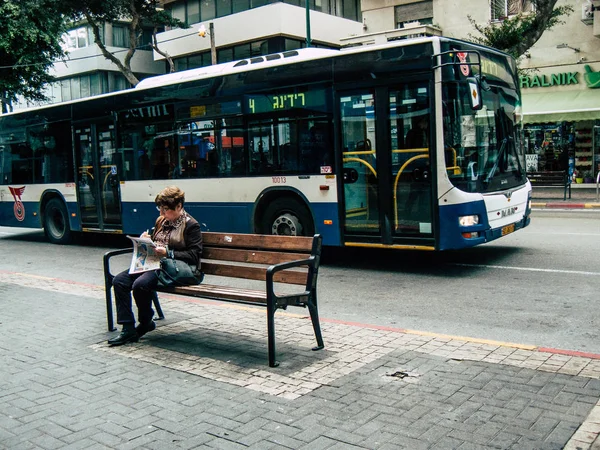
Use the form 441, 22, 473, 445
442, 80, 526, 193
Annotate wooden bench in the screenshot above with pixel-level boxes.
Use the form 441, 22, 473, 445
103, 232, 324, 367
527, 171, 571, 200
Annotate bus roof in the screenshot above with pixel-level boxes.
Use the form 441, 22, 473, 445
134, 37, 446, 92
2, 35, 513, 118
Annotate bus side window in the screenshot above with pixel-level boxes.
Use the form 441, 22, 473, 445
11, 143, 33, 184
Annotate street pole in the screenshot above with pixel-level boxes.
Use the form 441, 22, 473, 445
305, 0, 311, 47
209, 22, 217, 65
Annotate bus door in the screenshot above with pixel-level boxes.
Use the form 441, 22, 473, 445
339, 82, 434, 246
74, 121, 122, 230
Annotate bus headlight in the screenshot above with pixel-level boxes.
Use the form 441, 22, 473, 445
458, 215, 479, 226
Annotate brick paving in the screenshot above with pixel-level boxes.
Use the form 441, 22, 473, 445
2, 271, 600, 449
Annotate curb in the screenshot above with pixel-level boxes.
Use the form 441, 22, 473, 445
532, 202, 600, 209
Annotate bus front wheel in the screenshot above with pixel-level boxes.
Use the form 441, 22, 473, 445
43, 198, 72, 245
261, 198, 314, 237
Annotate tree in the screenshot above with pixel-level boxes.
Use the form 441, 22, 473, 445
468, 0, 574, 60
63, 0, 186, 86
0, 0, 69, 113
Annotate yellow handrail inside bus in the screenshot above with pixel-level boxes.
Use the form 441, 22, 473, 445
445, 147, 461, 175
342, 149, 377, 222
342, 157, 378, 178
392, 148, 429, 154
343, 150, 376, 156
393, 153, 429, 230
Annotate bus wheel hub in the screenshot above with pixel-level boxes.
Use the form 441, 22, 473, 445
272, 213, 302, 236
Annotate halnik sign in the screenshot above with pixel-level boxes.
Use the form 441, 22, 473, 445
520, 65, 599, 89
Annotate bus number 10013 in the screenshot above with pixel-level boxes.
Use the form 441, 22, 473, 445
272, 176, 287, 184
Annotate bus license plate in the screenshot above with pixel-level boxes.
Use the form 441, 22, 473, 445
501, 224, 515, 236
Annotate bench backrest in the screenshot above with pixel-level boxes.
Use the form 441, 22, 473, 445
201, 232, 320, 285
528, 171, 568, 184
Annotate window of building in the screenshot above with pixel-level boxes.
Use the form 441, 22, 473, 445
217, 47, 234, 63
233, 0, 249, 13
112, 24, 128, 48
167, 0, 340, 25
201, 0, 216, 21
61, 26, 96, 51
394, 0, 433, 28
491, 0, 534, 21
217, 0, 233, 16
188, 1, 201, 24
171, 2, 186, 22
113, 24, 154, 49
251, 0, 269, 8
173, 37, 332, 71
341, 0, 359, 22
47, 73, 110, 104
314, 0, 330, 14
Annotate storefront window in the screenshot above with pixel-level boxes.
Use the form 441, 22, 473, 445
523, 120, 600, 183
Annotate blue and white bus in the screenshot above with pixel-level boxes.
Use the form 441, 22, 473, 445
0, 36, 531, 250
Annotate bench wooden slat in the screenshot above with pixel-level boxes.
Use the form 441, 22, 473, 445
527, 171, 571, 200
167, 284, 267, 303
528, 171, 568, 185
203, 232, 314, 252
203, 247, 311, 265
202, 261, 308, 285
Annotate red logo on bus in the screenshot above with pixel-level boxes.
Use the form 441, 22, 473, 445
457, 52, 470, 77
8, 186, 26, 222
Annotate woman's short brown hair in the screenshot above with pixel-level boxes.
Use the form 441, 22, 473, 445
155, 186, 185, 209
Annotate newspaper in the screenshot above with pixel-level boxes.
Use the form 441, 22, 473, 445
127, 236, 167, 274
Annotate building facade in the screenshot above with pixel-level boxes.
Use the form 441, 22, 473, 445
515, 0, 600, 181
13, 21, 166, 111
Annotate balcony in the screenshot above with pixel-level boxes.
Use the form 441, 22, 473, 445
340, 23, 442, 47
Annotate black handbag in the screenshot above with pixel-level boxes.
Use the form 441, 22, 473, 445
157, 258, 203, 287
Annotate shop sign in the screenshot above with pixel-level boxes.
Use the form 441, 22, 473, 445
520, 65, 600, 89
520, 72, 578, 89
584, 65, 600, 88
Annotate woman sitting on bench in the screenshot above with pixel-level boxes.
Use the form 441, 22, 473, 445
108, 186, 203, 346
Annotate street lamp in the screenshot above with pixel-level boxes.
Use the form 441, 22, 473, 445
198, 23, 217, 65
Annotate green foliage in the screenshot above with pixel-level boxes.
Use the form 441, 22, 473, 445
62, 0, 186, 85
0, 0, 69, 108
467, 0, 574, 60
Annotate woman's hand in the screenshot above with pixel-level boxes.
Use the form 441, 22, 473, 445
140, 231, 150, 238
155, 246, 168, 257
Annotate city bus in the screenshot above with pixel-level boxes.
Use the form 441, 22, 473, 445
0, 36, 531, 250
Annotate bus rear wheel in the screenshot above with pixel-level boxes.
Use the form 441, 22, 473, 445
43, 198, 72, 245
261, 198, 314, 237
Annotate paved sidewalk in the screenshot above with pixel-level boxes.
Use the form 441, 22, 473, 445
2, 270, 600, 449
531, 186, 600, 210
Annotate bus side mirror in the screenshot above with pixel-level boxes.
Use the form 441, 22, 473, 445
466, 76, 483, 110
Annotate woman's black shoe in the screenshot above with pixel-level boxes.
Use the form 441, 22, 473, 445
136, 320, 156, 338
108, 329, 139, 346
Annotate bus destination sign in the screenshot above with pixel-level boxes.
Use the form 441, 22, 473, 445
245, 89, 327, 115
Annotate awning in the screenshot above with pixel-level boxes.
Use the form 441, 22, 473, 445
521, 89, 600, 123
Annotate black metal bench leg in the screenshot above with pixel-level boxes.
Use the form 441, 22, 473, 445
307, 290, 324, 351
152, 291, 165, 320
266, 299, 279, 367
103, 259, 116, 332
105, 285, 116, 332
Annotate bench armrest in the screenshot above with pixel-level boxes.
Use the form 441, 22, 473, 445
265, 256, 319, 301
103, 248, 133, 281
